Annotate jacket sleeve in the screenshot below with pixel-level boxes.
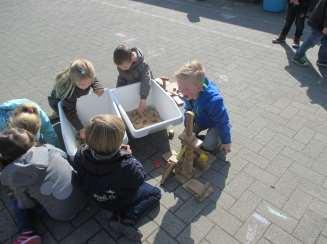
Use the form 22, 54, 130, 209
124, 157, 145, 188
38, 109, 60, 147
139, 63, 152, 99
91, 78, 104, 92
62, 95, 83, 131
206, 97, 231, 144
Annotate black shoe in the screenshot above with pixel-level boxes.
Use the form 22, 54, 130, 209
272, 37, 286, 44
317, 61, 327, 68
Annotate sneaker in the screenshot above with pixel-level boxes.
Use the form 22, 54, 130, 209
272, 37, 286, 44
317, 61, 327, 68
292, 37, 300, 49
109, 220, 143, 241
13, 231, 42, 244
292, 57, 309, 66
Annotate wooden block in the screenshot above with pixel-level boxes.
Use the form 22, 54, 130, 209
178, 132, 203, 151
172, 95, 184, 106
162, 151, 177, 162
160, 162, 176, 185
183, 179, 213, 202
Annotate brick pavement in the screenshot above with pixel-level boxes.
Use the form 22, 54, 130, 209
1, 0, 327, 243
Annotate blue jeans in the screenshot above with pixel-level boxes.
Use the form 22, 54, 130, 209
125, 182, 161, 222
294, 26, 327, 63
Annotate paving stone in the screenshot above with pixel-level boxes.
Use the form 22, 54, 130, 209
205, 226, 240, 244
265, 155, 293, 177
226, 155, 249, 172
88, 231, 116, 244
236, 148, 270, 168
281, 147, 312, 168
225, 172, 255, 198
258, 140, 284, 161
283, 189, 313, 219
149, 205, 185, 238
137, 216, 159, 242
71, 201, 100, 227
316, 235, 327, 244
294, 127, 315, 145
313, 160, 327, 178
298, 178, 327, 203
302, 139, 327, 159
308, 199, 327, 219
235, 212, 270, 244
289, 163, 325, 185
0, 209, 17, 243
177, 215, 214, 244
256, 201, 297, 233
249, 181, 288, 208
42, 232, 59, 244
41, 215, 74, 241
265, 224, 302, 244
175, 197, 212, 223
209, 188, 236, 210
254, 128, 276, 146
293, 210, 327, 244
60, 220, 100, 244
200, 169, 228, 190
202, 203, 242, 235
243, 163, 278, 186
230, 190, 261, 221
257, 238, 273, 244
275, 170, 301, 197
147, 228, 178, 244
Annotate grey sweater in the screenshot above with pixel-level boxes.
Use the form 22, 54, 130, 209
116, 48, 153, 99
0, 144, 87, 221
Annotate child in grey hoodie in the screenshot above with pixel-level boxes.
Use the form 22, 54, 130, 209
113, 44, 153, 113
0, 128, 87, 244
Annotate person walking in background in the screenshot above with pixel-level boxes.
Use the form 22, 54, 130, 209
272, 0, 311, 49
293, 0, 327, 66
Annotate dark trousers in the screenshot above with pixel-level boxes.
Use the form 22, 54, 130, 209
12, 200, 34, 232
280, 4, 306, 39
124, 182, 161, 222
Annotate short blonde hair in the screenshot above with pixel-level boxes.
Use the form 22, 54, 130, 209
175, 60, 205, 84
85, 114, 125, 154
9, 104, 41, 136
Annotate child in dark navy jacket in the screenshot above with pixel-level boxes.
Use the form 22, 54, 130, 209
175, 61, 232, 155
72, 114, 161, 240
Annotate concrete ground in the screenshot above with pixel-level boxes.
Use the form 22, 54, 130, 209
1, 0, 327, 243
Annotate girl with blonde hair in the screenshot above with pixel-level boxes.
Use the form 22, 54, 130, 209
72, 114, 161, 241
0, 98, 60, 147
48, 58, 104, 139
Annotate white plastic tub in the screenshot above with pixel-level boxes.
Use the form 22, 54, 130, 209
58, 89, 128, 158
109, 79, 183, 138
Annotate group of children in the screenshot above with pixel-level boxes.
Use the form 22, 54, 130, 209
0, 44, 232, 244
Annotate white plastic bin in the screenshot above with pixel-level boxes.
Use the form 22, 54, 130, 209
58, 89, 128, 158
109, 79, 183, 138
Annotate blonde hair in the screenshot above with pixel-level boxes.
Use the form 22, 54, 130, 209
85, 114, 125, 155
175, 60, 205, 84
9, 104, 41, 136
54, 59, 95, 99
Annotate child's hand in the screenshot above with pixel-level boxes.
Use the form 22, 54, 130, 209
79, 129, 86, 140
94, 88, 104, 96
323, 27, 327, 35
220, 144, 231, 154
120, 144, 132, 154
138, 99, 147, 114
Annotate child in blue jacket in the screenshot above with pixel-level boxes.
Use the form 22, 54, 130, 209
175, 61, 232, 155
0, 98, 60, 147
